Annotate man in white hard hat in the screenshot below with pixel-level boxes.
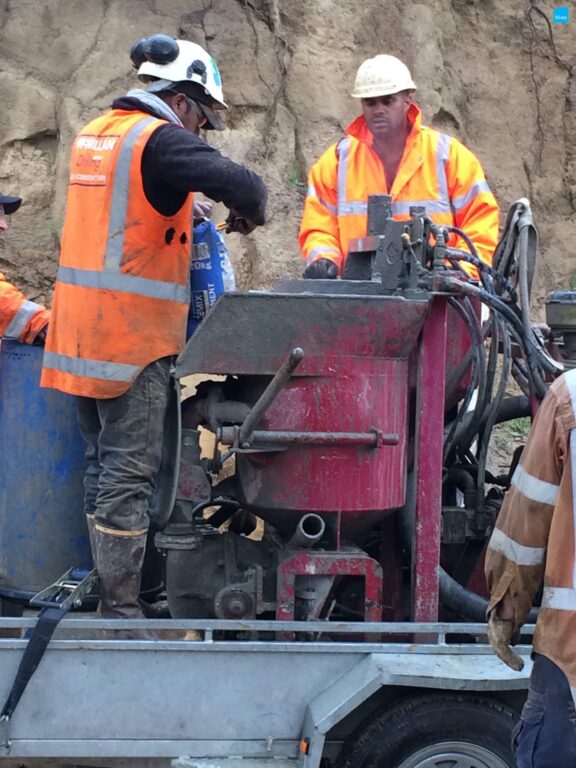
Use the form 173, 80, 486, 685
41, 35, 267, 637
299, 54, 498, 278
0, 193, 50, 344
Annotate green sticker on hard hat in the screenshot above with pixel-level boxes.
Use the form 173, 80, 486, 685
210, 55, 222, 86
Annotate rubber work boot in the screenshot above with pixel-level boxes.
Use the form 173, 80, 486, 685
85, 513, 97, 569
95, 526, 184, 640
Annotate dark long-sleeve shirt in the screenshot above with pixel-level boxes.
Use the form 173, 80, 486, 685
112, 97, 267, 224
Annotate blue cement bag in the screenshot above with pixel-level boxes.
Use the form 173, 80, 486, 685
187, 219, 236, 339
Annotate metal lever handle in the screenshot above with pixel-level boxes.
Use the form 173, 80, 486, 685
238, 347, 304, 446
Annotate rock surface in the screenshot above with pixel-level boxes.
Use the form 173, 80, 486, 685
0, 0, 574, 309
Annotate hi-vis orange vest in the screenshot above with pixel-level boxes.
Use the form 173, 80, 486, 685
299, 103, 498, 274
41, 110, 193, 399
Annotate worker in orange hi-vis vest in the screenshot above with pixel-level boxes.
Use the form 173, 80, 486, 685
41, 35, 267, 637
0, 194, 50, 345
299, 55, 499, 279
485, 368, 576, 767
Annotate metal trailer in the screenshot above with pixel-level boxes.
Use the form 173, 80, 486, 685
1, 198, 557, 768
0, 617, 531, 768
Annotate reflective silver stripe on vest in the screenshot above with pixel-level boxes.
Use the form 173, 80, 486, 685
57, 266, 190, 303
337, 138, 350, 216
435, 133, 452, 214
43, 351, 140, 383
337, 138, 368, 216
488, 527, 545, 566
336, 134, 453, 218
567, 368, 576, 418
567, 370, 576, 587
336, 137, 369, 217
541, 586, 576, 612
3, 300, 42, 340
105, 116, 157, 270
307, 184, 337, 216
452, 180, 490, 212
511, 464, 560, 506
305, 246, 340, 266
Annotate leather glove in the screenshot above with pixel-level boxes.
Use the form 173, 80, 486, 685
225, 208, 258, 235
487, 611, 524, 671
303, 258, 339, 279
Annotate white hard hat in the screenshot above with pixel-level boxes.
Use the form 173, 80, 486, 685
351, 55, 417, 99
131, 35, 227, 109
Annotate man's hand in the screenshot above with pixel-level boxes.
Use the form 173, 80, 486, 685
487, 611, 524, 671
193, 200, 213, 220
303, 258, 339, 279
32, 325, 48, 346
225, 209, 258, 235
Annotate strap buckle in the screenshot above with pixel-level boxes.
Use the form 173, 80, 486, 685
0, 714, 11, 754
30, 568, 97, 611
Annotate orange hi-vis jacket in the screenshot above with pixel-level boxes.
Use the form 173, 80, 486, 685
485, 369, 576, 704
41, 109, 193, 398
0, 273, 49, 344
299, 103, 499, 274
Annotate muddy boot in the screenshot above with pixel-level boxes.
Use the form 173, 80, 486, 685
95, 526, 184, 640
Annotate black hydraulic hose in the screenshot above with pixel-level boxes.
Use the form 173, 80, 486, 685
475, 314, 512, 513
444, 226, 496, 297
518, 224, 533, 333
444, 297, 485, 459
512, 357, 531, 396
481, 308, 500, 414
517, 223, 538, 403
443, 278, 549, 398
189, 498, 241, 527
508, 324, 545, 399
454, 298, 494, 457
446, 394, 530, 460
492, 394, 530, 423
439, 567, 538, 623
446, 248, 517, 301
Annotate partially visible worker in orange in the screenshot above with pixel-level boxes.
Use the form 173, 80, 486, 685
0, 193, 50, 344
299, 55, 499, 278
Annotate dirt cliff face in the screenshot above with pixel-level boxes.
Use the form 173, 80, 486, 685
0, 0, 574, 308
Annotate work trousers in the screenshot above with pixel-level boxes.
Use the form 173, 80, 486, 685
514, 653, 576, 767
77, 357, 173, 532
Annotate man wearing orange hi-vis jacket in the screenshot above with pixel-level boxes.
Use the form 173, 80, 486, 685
41, 35, 266, 637
0, 193, 50, 344
299, 55, 499, 278
485, 368, 576, 767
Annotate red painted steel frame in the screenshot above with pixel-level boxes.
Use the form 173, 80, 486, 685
412, 297, 449, 621
276, 549, 384, 628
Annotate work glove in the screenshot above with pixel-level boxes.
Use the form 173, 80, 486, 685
303, 258, 339, 279
487, 611, 524, 671
225, 208, 258, 235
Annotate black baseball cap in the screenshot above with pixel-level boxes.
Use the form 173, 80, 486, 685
0, 195, 22, 215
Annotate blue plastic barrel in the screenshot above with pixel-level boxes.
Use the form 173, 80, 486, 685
0, 340, 91, 599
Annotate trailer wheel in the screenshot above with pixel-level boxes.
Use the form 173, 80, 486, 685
337, 694, 517, 768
